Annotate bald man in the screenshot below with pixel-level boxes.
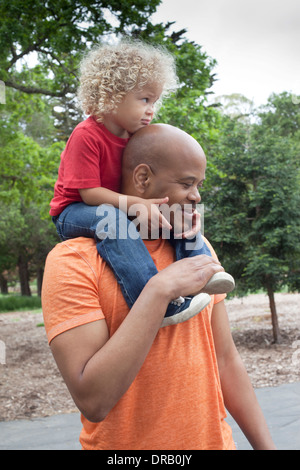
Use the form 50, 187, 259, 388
42, 124, 275, 450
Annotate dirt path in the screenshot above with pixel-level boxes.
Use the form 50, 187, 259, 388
0, 292, 299, 421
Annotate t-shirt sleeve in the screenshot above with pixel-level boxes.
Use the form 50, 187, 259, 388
63, 127, 102, 189
42, 243, 105, 344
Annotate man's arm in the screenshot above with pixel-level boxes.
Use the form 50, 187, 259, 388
211, 300, 276, 450
50, 278, 169, 422
50, 254, 223, 423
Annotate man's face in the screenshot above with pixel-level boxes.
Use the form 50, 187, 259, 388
145, 139, 206, 235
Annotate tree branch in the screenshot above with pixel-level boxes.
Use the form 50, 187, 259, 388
5, 79, 69, 97
7, 41, 42, 70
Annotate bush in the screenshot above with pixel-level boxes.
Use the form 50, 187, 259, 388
0, 295, 41, 312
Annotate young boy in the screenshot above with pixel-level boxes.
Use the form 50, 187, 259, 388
50, 38, 234, 325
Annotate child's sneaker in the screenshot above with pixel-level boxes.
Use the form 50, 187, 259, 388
201, 272, 235, 295
161, 293, 211, 327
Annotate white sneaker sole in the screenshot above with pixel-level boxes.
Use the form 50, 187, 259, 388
161, 293, 211, 328
201, 272, 235, 295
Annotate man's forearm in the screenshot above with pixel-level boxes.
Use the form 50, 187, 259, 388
219, 353, 276, 450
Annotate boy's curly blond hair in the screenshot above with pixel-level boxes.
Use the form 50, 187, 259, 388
77, 38, 178, 121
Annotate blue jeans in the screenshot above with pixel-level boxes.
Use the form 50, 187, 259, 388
53, 202, 211, 314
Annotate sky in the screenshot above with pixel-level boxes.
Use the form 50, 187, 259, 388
151, 0, 300, 106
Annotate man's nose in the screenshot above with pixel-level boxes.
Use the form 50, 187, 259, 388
188, 187, 201, 203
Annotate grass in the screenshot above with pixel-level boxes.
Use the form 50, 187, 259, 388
0, 294, 41, 313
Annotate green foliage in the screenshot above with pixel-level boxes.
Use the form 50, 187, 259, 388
0, 294, 41, 313
0, 0, 163, 136
0, 0, 171, 293
0, 87, 63, 295
202, 93, 300, 340
157, 40, 219, 147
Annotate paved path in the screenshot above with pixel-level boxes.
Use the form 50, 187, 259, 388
0, 382, 299, 450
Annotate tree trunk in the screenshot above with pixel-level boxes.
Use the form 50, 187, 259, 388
37, 267, 44, 297
0, 274, 8, 294
18, 255, 31, 296
266, 285, 281, 343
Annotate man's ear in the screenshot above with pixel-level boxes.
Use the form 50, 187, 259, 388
132, 164, 153, 194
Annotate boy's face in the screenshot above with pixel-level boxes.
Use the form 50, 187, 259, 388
104, 84, 163, 138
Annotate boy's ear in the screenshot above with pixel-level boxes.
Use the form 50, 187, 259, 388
132, 164, 153, 194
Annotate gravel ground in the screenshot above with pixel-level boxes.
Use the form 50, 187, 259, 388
0, 292, 299, 421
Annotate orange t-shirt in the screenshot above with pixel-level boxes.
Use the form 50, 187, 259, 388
42, 237, 235, 450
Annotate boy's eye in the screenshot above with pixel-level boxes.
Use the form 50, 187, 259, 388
142, 98, 149, 103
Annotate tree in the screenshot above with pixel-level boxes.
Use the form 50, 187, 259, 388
258, 92, 300, 139
203, 93, 300, 342
0, 86, 64, 294
0, 0, 162, 137
0, 1, 222, 295
157, 39, 220, 150
1, 0, 161, 95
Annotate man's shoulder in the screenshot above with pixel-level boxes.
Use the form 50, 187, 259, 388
203, 237, 219, 261
47, 238, 99, 266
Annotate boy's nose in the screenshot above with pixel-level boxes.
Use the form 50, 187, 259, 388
146, 103, 155, 115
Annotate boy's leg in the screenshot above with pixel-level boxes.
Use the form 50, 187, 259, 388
170, 233, 235, 295
94, 204, 159, 308
54, 203, 211, 323
53, 203, 158, 308
53, 202, 100, 240
95, 205, 211, 319
172, 232, 212, 259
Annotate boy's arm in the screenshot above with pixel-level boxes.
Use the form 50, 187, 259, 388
211, 300, 276, 450
79, 186, 141, 208
79, 187, 172, 231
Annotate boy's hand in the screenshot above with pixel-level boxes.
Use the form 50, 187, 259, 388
128, 197, 172, 237
174, 209, 201, 239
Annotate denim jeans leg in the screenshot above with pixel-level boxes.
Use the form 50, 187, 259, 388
54, 203, 159, 309
91, 204, 160, 309
170, 232, 212, 262
53, 202, 101, 240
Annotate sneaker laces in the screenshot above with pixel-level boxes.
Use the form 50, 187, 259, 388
171, 296, 190, 307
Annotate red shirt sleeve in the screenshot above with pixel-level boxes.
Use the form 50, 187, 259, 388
63, 127, 102, 189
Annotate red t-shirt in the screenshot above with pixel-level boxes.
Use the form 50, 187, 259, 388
50, 117, 129, 216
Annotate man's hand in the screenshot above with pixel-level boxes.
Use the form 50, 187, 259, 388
154, 254, 224, 300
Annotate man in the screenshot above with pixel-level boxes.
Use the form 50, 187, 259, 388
42, 124, 275, 450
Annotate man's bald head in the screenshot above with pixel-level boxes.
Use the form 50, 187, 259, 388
121, 124, 206, 195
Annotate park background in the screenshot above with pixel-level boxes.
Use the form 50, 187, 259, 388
0, 0, 299, 344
